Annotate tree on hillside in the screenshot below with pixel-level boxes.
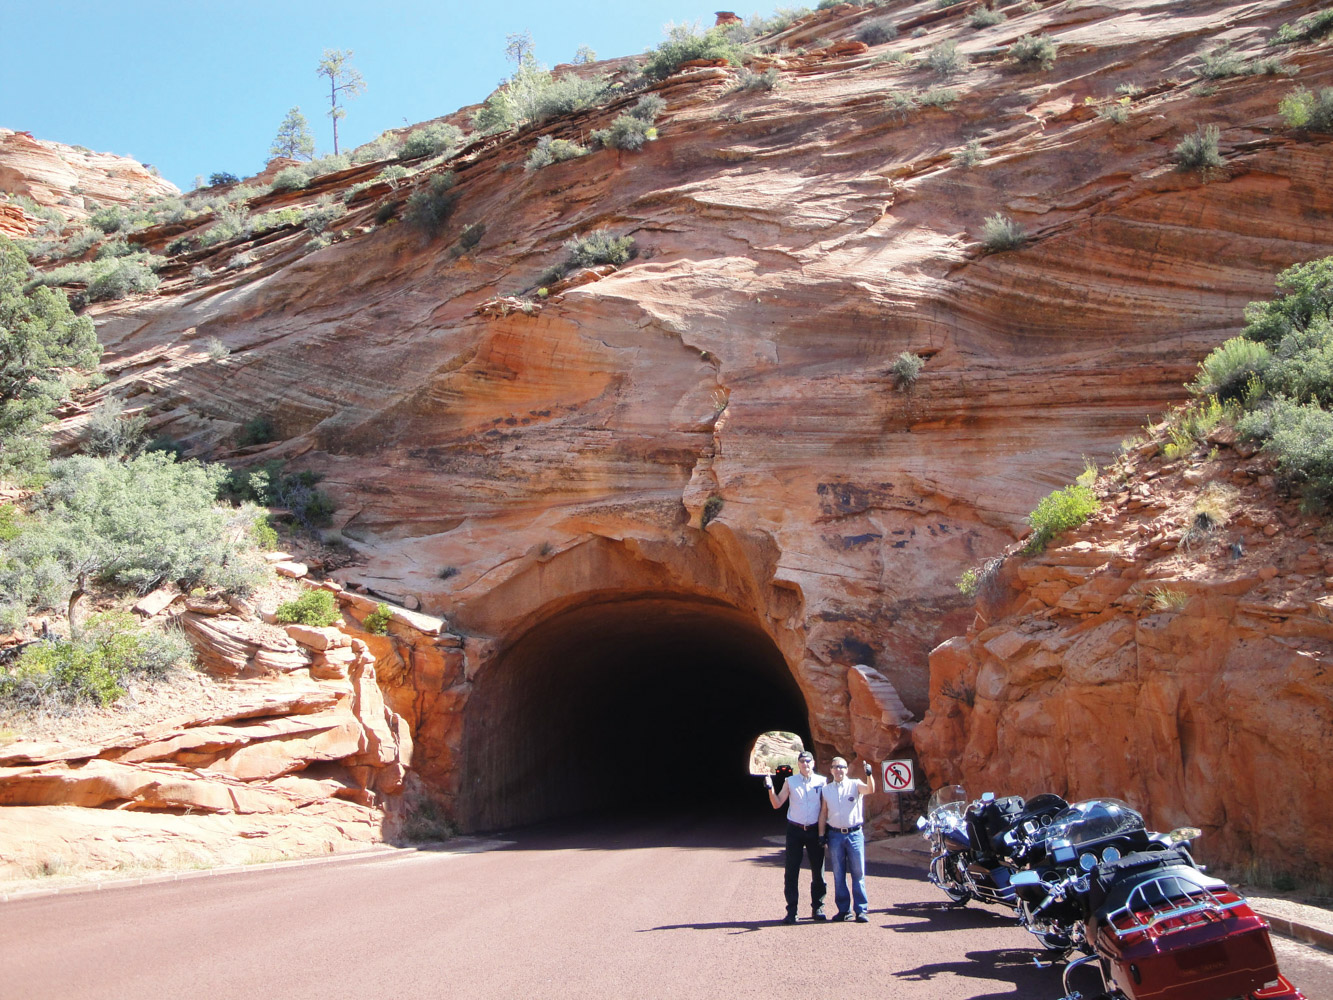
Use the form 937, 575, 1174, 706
0, 236, 100, 481
316, 49, 366, 157
270, 107, 316, 161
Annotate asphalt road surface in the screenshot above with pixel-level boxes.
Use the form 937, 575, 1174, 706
4, 816, 1331, 1000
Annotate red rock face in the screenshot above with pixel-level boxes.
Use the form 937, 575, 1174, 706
26, 2, 1333, 848
915, 440, 1333, 875
0, 128, 179, 223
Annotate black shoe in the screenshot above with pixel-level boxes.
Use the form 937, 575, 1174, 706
782, 913, 797, 925
833, 911, 851, 922
855, 913, 869, 923
811, 912, 828, 922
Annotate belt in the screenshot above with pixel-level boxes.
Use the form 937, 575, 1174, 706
788, 820, 818, 831
830, 825, 862, 834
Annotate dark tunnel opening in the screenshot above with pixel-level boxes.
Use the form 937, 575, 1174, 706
460, 595, 810, 832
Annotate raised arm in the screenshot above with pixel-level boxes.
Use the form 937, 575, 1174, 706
764, 774, 790, 810
856, 761, 875, 796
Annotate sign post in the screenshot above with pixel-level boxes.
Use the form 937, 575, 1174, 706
881, 759, 915, 832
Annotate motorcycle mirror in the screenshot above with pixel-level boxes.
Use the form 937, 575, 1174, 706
1167, 826, 1202, 844
916, 815, 928, 831
748, 730, 804, 775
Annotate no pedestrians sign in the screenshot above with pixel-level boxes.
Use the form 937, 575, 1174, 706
881, 759, 915, 792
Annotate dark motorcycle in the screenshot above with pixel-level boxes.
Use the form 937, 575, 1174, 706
916, 784, 1069, 934
1009, 797, 1304, 1000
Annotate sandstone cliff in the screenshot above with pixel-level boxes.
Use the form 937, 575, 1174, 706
0, 128, 179, 228
914, 425, 1333, 878
6, 0, 1333, 863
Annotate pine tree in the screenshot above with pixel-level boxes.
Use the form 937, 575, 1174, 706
315, 49, 366, 156
270, 107, 315, 161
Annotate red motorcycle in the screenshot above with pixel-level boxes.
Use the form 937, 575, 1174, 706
1007, 798, 1303, 1000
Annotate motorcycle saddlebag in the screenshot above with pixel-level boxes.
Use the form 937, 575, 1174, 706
1097, 887, 1281, 1000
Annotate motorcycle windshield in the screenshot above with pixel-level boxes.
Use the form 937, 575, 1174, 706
928, 784, 969, 814
1045, 798, 1144, 847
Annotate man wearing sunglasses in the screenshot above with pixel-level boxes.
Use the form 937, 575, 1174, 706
764, 749, 828, 924
818, 756, 875, 922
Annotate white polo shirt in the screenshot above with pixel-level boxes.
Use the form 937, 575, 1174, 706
821, 777, 865, 829
784, 772, 827, 826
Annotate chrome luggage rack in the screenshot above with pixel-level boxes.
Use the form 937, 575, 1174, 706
1106, 875, 1246, 940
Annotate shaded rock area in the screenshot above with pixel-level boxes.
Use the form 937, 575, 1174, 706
915, 430, 1333, 875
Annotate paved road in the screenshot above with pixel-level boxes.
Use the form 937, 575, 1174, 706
3, 816, 1330, 1000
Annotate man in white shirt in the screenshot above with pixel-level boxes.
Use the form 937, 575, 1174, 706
818, 755, 875, 922
764, 749, 828, 923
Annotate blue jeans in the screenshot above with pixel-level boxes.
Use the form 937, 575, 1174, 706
827, 828, 867, 917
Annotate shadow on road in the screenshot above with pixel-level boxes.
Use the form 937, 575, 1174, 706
885, 898, 1023, 932
894, 946, 1057, 999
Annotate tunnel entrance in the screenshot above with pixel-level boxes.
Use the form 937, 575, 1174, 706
460, 594, 809, 831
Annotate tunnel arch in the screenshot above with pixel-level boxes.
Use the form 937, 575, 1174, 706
458, 592, 811, 831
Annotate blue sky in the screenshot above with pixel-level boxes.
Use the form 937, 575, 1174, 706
5, 1, 775, 193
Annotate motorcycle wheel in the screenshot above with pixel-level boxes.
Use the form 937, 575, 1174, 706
942, 885, 970, 904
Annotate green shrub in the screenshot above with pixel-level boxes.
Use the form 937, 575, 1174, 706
564, 230, 635, 268
1279, 86, 1333, 132
525, 137, 589, 171
86, 205, 131, 234
1191, 336, 1270, 403
302, 200, 346, 234
217, 460, 336, 531
1240, 258, 1333, 347
918, 87, 960, 108
274, 589, 339, 627
1239, 398, 1333, 506
592, 115, 657, 151
1198, 45, 1296, 79
401, 123, 463, 159
270, 167, 308, 192
927, 40, 968, 77
0, 613, 192, 709
87, 259, 159, 301
969, 7, 1006, 28
951, 139, 987, 167
1095, 99, 1131, 124
362, 602, 392, 634
197, 205, 251, 248
1008, 34, 1057, 70
1269, 9, 1333, 47
701, 494, 724, 526
209, 172, 240, 187
891, 351, 924, 389
0, 236, 100, 479
1173, 124, 1223, 171
730, 68, 781, 93
858, 19, 897, 45
0, 453, 268, 629
375, 201, 398, 225
251, 514, 279, 550
980, 213, 1026, 251
453, 222, 485, 255
1023, 483, 1099, 554
404, 173, 458, 237
643, 23, 743, 80
526, 73, 614, 122
885, 90, 920, 120
352, 132, 405, 163
250, 207, 304, 233
85, 396, 147, 458
237, 416, 277, 446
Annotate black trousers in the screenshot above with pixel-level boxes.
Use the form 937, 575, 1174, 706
784, 823, 827, 916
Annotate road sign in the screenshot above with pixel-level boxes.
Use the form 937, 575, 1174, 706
882, 759, 915, 792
